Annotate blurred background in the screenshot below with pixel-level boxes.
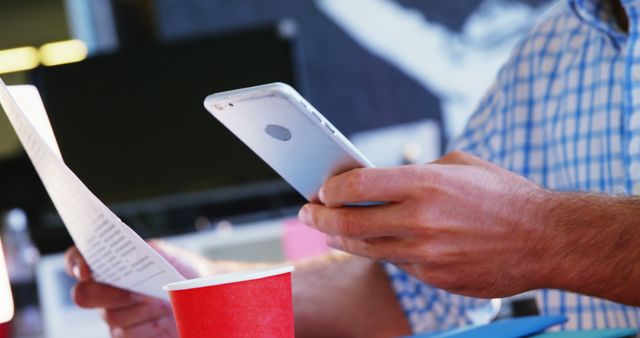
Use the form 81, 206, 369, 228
0, 0, 551, 337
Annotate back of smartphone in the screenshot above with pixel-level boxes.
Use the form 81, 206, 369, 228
204, 83, 373, 202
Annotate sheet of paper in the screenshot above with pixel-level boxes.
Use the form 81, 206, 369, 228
0, 79, 185, 300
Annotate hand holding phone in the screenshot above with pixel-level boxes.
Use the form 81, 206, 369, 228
204, 83, 374, 202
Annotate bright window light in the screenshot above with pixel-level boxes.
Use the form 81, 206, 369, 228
39, 39, 88, 66
0, 47, 39, 75
0, 239, 14, 324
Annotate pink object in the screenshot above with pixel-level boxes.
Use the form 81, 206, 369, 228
164, 266, 295, 338
282, 218, 330, 261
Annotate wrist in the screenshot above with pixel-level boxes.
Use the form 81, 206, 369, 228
529, 190, 575, 290
528, 191, 605, 291
534, 192, 640, 303
517, 188, 565, 291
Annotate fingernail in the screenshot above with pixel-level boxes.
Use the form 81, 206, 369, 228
318, 187, 326, 204
112, 327, 124, 338
72, 259, 82, 280
298, 205, 311, 225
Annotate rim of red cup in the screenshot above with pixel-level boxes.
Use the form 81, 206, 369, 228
163, 265, 295, 292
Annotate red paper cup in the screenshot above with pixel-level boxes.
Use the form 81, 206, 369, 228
164, 266, 295, 338
0, 322, 8, 338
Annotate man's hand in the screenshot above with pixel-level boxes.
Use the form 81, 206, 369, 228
299, 151, 555, 298
65, 243, 411, 338
64, 241, 238, 338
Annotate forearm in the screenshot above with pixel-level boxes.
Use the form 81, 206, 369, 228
540, 192, 640, 305
292, 253, 411, 338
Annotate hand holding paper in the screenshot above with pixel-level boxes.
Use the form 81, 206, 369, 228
0, 79, 185, 300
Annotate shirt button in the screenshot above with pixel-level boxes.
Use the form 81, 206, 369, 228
634, 183, 640, 195
634, 68, 640, 80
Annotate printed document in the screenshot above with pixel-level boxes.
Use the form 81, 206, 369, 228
0, 79, 185, 300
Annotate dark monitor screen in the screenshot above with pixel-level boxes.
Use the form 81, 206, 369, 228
30, 27, 299, 207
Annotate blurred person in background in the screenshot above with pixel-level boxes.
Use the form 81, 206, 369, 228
65, 0, 640, 336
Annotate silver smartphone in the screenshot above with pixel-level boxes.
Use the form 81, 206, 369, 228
204, 83, 374, 202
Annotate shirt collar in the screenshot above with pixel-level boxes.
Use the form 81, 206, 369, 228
571, 0, 637, 46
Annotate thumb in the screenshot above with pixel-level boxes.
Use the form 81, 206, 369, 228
148, 240, 213, 279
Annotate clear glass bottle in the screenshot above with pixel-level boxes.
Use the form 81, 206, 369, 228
1, 209, 42, 338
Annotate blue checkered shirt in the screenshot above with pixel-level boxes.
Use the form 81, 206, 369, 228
385, 0, 640, 333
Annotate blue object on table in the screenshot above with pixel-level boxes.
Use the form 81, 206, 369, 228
531, 328, 638, 338
407, 315, 568, 338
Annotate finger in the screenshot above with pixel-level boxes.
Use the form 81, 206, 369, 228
64, 246, 92, 282
72, 280, 144, 309
299, 203, 410, 239
148, 240, 208, 279
102, 299, 173, 328
320, 166, 423, 206
111, 315, 178, 338
326, 235, 417, 263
